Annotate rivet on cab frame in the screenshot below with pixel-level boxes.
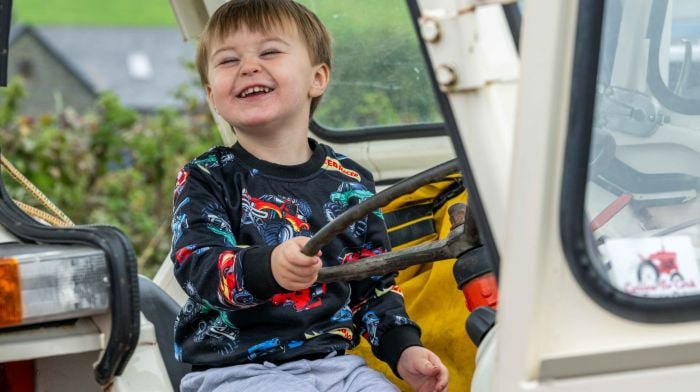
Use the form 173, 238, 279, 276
436, 65, 458, 87
420, 19, 441, 43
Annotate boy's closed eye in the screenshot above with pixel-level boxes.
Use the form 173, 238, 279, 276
218, 57, 240, 66
260, 49, 283, 57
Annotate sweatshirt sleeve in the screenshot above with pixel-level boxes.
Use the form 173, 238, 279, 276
170, 162, 285, 310
348, 177, 423, 377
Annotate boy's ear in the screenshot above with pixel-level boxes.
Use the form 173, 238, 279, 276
309, 63, 330, 98
206, 85, 218, 113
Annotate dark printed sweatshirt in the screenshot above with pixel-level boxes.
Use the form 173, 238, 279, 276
171, 139, 421, 374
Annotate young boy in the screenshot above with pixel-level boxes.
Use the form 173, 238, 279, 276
170, 1, 448, 391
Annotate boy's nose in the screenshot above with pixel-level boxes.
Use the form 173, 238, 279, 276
240, 60, 261, 76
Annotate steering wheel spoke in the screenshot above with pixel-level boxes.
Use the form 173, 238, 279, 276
318, 223, 479, 282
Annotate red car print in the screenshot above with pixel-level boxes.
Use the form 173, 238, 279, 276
175, 245, 196, 265
241, 190, 313, 245
217, 251, 254, 306
218, 251, 238, 304
173, 169, 189, 201
271, 284, 327, 312
253, 197, 310, 232
340, 246, 386, 264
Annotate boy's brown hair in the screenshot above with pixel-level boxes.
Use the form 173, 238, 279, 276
196, 0, 332, 116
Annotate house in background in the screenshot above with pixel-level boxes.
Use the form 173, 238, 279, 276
8, 26, 202, 115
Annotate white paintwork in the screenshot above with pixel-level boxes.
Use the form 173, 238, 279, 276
35, 351, 108, 392
366, 136, 455, 182
516, 362, 700, 392
0, 318, 103, 363
0, 224, 17, 244
154, 255, 188, 306
471, 327, 497, 392
111, 316, 173, 392
25, 316, 172, 391
491, 0, 578, 388
417, 0, 519, 249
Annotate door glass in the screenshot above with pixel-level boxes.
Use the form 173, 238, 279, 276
663, 1, 700, 99
587, 0, 700, 298
297, 0, 442, 130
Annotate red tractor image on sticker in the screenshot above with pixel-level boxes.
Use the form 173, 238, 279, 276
637, 249, 683, 284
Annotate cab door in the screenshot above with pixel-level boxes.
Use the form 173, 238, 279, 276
414, 0, 700, 390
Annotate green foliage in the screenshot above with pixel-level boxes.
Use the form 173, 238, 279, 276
0, 79, 219, 277
0, 80, 26, 127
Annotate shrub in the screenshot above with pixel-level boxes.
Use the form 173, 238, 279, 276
0, 78, 220, 276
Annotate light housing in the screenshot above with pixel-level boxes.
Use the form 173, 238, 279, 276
0, 243, 109, 328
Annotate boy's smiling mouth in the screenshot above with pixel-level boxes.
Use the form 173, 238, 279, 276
238, 86, 273, 98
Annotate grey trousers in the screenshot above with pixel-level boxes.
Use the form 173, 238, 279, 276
180, 353, 399, 392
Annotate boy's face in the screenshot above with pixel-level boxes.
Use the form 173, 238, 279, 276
206, 23, 329, 134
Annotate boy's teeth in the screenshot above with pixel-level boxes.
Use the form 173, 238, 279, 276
240, 86, 271, 97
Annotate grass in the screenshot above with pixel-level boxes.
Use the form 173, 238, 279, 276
13, 0, 177, 26
13, 0, 406, 29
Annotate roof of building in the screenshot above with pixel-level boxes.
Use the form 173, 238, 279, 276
11, 25, 202, 111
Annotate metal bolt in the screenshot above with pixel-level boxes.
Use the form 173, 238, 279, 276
436, 65, 458, 86
420, 19, 441, 43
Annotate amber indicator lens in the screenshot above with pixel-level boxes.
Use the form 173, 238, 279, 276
0, 258, 22, 327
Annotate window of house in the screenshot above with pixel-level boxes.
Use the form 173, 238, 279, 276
17, 59, 35, 80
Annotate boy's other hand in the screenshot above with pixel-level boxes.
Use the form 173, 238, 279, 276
397, 346, 449, 392
271, 237, 323, 291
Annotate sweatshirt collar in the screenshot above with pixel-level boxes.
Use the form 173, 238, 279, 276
232, 139, 325, 179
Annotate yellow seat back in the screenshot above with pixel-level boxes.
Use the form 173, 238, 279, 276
350, 173, 476, 391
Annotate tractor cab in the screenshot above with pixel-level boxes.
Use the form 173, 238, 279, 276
1, 0, 700, 391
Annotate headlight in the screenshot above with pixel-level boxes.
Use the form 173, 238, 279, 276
0, 244, 109, 328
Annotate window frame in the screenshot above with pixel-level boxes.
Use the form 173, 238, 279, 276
0, 0, 11, 87
308, 2, 521, 145
560, 0, 700, 323
309, 120, 446, 144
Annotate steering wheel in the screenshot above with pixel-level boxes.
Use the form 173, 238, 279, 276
301, 159, 480, 282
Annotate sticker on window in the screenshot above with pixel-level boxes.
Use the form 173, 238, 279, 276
604, 236, 700, 297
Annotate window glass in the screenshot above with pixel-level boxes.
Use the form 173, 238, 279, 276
587, 0, 700, 298
664, 2, 700, 99
297, 0, 442, 130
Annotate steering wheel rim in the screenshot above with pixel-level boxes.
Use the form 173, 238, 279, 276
302, 159, 460, 256
302, 159, 479, 282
